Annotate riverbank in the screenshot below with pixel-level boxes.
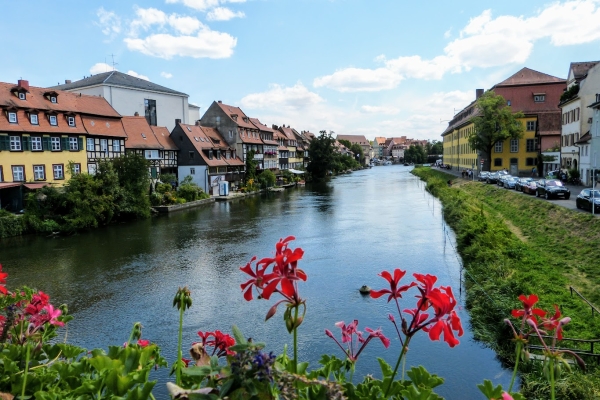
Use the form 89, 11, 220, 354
411, 167, 600, 399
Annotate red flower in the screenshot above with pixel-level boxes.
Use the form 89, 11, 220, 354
196, 330, 236, 357
511, 294, 545, 321
326, 320, 390, 363
0, 264, 7, 295
542, 305, 570, 340
137, 339, 150, 347
370, 269, 416, 302
182, 358, 191, 367
422, 287, 463, 347
25, 291, 50, 315
240, 256, 266, 301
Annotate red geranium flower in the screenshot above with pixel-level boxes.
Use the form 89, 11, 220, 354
0, 264, 8, 295
370, 269, 416, 302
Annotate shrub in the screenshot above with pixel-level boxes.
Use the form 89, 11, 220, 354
0, 211, 26, 238
156, 183, 173, 194
177, 176, 206, 202
258, 170, 276, 189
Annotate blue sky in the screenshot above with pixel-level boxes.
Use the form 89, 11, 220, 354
2, 0, 600, 141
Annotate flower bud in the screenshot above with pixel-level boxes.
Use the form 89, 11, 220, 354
265, 303, 278, 321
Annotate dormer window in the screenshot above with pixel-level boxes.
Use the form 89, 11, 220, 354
217, 150, 221, 160
49, 115, 58, 126
209, 150, 213, 159
18, 92, 26, 100
8, 112, 17, 123
142, 133, 147, 139
50, 96, 57, 103
30, 114, 38, 125
67, 116, 76, 127
533, 94, 545, 103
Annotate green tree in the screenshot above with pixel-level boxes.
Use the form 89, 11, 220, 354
245, 149, 258, 184
428, 140, 443, 155
111, 153, 151, 219
257, 169, 276, 188
338, 139, 352, 149
468, 90, 525, 171
404, 145, 427, 164
307, 131, 336, 181
349, 143, 364, 165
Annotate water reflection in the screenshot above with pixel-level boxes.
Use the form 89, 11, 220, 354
0, 166, 512, 399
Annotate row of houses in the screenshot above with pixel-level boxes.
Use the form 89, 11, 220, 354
441, 62, 600, 185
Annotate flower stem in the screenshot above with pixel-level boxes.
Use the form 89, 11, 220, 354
176, 304, 184, 386
385, 335, 411, 397
21, 343, 31, 399
549, 358, 555, 400
508, 341, 522, 393
293, 305, 298, 374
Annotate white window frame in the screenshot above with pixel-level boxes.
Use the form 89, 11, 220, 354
67, 116, 75, 127
87, 138, 95, 151
30, 114, 38, 125
50, 96, 57, 103
494, 141, 503, 153
31, 136, 42, 151
510, 139, 519, 153
10, 136, 21, 151
72, 163, 81, 175
12, 166, 24, 181
526, 121, 536, 131
53, 164, 64, 179
113, 140, 121, 152
100, 139, 108, 153
49, 115, 58, 126
51, 137, 61, 151
88, 163, 97, 175
69, 137, 78, 150
33, 165, 45, 181
8, 112, 17, 123
18, 92, 26, 100
190, 167, 196, 175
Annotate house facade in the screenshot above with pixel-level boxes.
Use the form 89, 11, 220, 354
251, 118, 279, 171
52, 71, 190, 132
278, 125, 302, 169
336, 134, 372, 164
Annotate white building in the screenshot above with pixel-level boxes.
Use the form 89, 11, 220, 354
51, 71, 191, 132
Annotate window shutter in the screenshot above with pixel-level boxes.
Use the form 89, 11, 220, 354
42, 136, 51, 151
61, 137, 69, 151
78, 137, 83, 152
22, 136, 31, 151
0, 135, 8, 151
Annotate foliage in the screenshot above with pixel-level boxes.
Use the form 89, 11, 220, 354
160, 173, 177, 186
111, 153, 152, 220
468, 91, 525, 171
0, 211, 26, 238
349, 143, 364, 164
258, 169, 276, 189
568, 168, 580, 179
177, 175, 209, 202
426, 141, 443, 156
404, 145, 427, 164
560, 84, 579, 103
307, 131, 336, 181
245, 150, 258, 184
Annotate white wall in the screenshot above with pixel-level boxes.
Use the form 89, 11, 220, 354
178, 165, 208, 193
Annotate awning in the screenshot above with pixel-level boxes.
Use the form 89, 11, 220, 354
24, 183, 50, 189
0, 182, 20, 189
287, 169, 305, 175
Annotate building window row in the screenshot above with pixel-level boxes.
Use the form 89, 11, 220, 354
562, 108, 580, 125
1, 135, 83, 152
7, 163, 78, 182
6, 111, 76, 127
86, 138, 122, 153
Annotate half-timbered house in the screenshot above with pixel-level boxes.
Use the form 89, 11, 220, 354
150, 125, 178, 177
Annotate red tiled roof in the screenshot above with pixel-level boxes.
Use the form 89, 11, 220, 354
178, 123, 243, 167
215, 102, 258, 130
494, 67, 565, 87
0, 109, 87, 134
122, 116, 162, 149
150, 126, 178, 150
336, 134, 371, 146
570, 61, 600, 82
82, 116, 126, 138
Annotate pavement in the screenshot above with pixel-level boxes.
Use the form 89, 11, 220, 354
433, 166, 599, 217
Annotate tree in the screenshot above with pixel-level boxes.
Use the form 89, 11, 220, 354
338, 139, 352, 149
257, 169, 276, 188
404, 145, 427, 164
245, 150, 258, 184
307, 131, 336, 181
428, 140, 443, 156
349, 143, 364, 165
111, 153, 151, 219
468, 91, 525, 171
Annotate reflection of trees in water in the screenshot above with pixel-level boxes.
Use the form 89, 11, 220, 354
306, 181, 333, 213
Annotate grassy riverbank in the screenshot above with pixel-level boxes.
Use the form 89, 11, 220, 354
412, 167, 600, 399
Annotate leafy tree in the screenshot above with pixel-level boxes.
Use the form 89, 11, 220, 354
428, 140, 443, 155
257, 169, 276, 188
338, 139, 352, 149
245, 150, 258, 184
307, 131, 336, 181
111, 153, 151, 219
349, 143, 364, 164
404, 145, 427, 164
468, 91, 525, 171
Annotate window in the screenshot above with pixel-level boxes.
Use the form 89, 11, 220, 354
33, 165, 45, 181
10, 136, 21, 151
526, 121, 536, 131
507, 100, 511, 106
69, 137, 78, 150
72, 163, 81, 175
49, 115, 57, 126
19, 92, 26, 100
226, 151, 231, 159
209, 150, 213, 160
217, 150, 221, 159
494, 158, 502, 167
100, 139, 108, 152
12, 166, 24, 181
510, 139, 518, 153
88, 163, 97, 175
145, 150, 159, 159
0, 166, 3, 182
144, 99, 157, 126
526, 139, 536, 152
8, 112, 17, 123
31, 136, 42, 151
534, 95, 545, 102
229, 130, 233, 138
30, 114, 38, 125
494, 141, 503, 153
190, 168, 195, 175
51, 137, 61, 151
113, 140, 120, 152
87, 138, 95, 151
53, 164, 64, 180
50, 96, 57, 103
67, 116, 75, 127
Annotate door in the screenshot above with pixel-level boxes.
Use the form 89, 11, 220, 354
510, 158, 518, 176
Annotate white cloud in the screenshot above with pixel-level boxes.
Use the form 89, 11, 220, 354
127, 70, 149, 80
241, 83, 324, 110
207, 7, 245, 21
125, 7, 237, 59
165, 0, 245, 11
361, 105, 400, 115
313, 67, 403, 92
314, 0, 600, 92
96, 8, 121, 40
90, 63, 114, 75
161, 71, 173, 78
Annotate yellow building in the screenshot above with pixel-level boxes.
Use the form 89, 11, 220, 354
442, 99, 479, 170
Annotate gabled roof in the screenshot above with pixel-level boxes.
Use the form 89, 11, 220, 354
494, 67, 565, 87
576, 131, 591, 144
151, 126, 178, 151
250, 118, 278, 145
82, 116, 127, 138
122, 116, 162, 149
50, 71, 188, 96
336, 134, 371, 146
177, 123, 243, 167
374, 137, 387, 145
279, 126, 298, 141
214, 101, 258, 130
570, 61, 600, 83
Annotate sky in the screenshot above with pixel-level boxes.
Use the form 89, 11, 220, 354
1, 0, 600, 142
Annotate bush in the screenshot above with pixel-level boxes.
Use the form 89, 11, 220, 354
0, 211, 26, 238
156, 183, 173, 194
258, 170, 276, 188
177, 176, 207, 202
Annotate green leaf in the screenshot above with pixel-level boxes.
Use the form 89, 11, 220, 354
406, 365, 444, 389
231, 325, 247, 345
476, 379, 504, 399
377, 357, 393, 379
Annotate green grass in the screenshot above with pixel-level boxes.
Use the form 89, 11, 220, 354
412, 167, 600, 399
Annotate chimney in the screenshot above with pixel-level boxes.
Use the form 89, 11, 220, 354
217, 100, 222, 103
134, 112, 139, 116
18, 79, 29, 90
272, 124, 278, 130
476, 89, 484, 99
65, 79, 72, 84
175, 119, 182, 125
195, 120, 201, 126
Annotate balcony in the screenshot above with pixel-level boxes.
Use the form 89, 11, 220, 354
253, 153, 264, 160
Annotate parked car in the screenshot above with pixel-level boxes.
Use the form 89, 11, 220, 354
497, 174, 513, 187
575, 189, 600, 212
522, 180, 538, 195
515, 178, 533, 192
478, 171, 490, 181
536, 179, 571, 199
486, 170, 508, 184
503, 177, 518, 189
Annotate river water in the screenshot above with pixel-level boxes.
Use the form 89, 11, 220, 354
1, 165, 513, 398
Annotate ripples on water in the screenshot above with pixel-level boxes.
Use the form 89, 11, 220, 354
1, 166, 512, 398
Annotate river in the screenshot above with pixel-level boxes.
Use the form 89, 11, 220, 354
1, 165, 513, 398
